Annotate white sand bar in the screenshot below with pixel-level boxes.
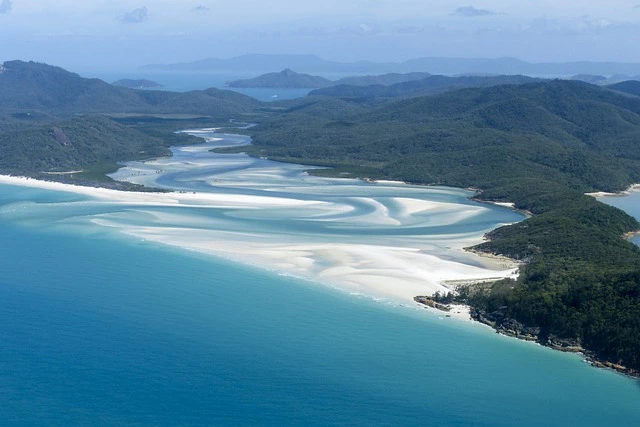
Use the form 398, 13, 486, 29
0, 131, 524, 312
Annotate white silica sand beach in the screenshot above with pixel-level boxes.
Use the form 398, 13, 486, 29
3, 135, 640, 427
0, 130, 524, 311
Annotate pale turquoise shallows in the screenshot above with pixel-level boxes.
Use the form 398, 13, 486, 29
1, 133, 640, 426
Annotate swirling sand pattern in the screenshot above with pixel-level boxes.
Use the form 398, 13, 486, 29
0, 130, 524, 304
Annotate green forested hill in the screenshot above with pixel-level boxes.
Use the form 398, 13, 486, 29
226, 69, 332, 88
4, 60, 640, 371
309, 74, 542, 99
0, 115, 201, 188
607, 80, 640, 98
333, 72, 432, 86
0, 60, 262, 185
0, 60, 261, 117
246, 79, 640, 372
0, 115, 162, 173
228, 70, 434, 89
250, 81, 640, 193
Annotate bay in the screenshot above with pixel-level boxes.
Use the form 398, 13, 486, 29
598, 188, 640, 246
84, 70, 314, 102
1, 133, 640, 425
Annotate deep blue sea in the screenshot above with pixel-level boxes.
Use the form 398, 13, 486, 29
2, 138, 640, 425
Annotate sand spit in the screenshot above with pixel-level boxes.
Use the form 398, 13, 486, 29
0, 174, 521, 315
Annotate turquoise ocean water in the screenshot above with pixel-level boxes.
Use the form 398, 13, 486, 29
2, 139, 640, 425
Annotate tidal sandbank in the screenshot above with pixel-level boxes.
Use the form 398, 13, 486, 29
0, 174, 521, 317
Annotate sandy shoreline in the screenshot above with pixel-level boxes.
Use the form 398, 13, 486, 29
0, 174, 522, 321
586, 183, 640, 198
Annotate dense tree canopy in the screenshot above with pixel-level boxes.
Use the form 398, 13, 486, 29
246, 80, 640, 370
3, 60, 640, 371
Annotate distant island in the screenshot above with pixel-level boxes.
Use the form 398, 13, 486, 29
226, 69, 435, 89
227, 69, 332, 88
112, 79, 163, 89
3, 59, 640, 377
229, 68, 639, 91
142, 53, 640, 77
309, 74, 541, 98
570, 74, 640, 86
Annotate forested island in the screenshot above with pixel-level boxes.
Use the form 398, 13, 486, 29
226, 69, 333, 88
3, 60, 640, 375
226, 68, 436, 89
112, 79, 163, 89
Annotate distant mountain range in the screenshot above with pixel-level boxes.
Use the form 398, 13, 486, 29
607, 80, 640, 97
226, 67, 640, 98
226, 69, 434, 89
142, 54, 640, 77
0, 60, 261, 182
0, 60, 260, 119
309, 74, 543, 98
3, 58, 640, 375
570, 74, 640, 86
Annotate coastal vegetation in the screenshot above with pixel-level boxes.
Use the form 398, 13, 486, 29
225, 67, 540, 98
141, 53, 640, 76
226, 68, 333, 88
0, 60, 261, 188
2, 60, 640, 373
0, 115, 204, 190
244, 79, 640, 372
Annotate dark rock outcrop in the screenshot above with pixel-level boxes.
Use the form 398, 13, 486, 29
52, 127, 71, 146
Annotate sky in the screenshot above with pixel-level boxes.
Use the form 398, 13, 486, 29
1, 1, 640, 72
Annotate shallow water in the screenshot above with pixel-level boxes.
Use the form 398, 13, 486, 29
1, 133, 640, 425
106, 130, 525, 301
1, 185, 640, 426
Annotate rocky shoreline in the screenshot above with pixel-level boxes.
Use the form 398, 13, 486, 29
468, 306, 640, 378
413, 296, 452, 312
415, 296, 640, 379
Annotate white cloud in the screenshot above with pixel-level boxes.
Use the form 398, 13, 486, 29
451, 5, 496, 17
192, 5, 210, 14
522, 14, 636, 36
119, 6, 148, 24
0, 0, 12, 14
3, 0, 640, 69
